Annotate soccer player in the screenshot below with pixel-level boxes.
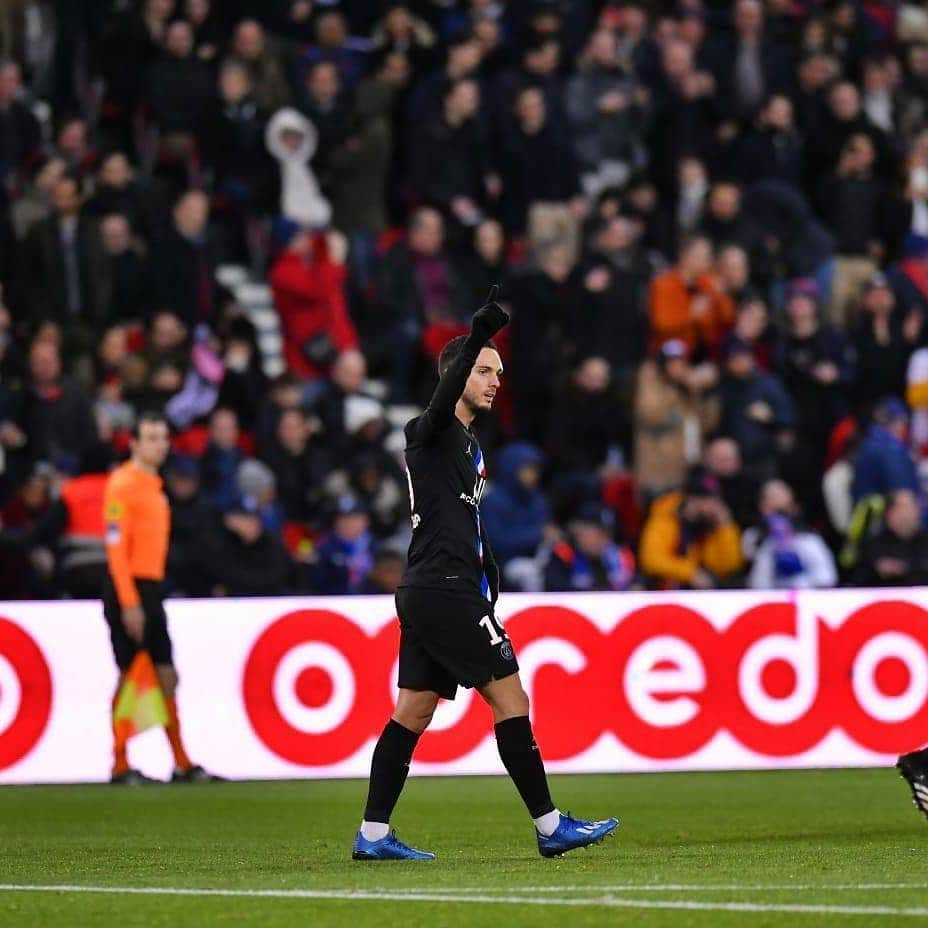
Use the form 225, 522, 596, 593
352, 290, 619, 860
103, 411, 215, 784
898, 749, 928, 819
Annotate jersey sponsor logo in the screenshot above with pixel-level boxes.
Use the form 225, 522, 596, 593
104, 501, 124, 520
105, 522, 121, 545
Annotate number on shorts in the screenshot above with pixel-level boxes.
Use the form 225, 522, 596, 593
479, 614, 504, 646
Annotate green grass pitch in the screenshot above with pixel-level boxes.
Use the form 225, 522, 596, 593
1, 769, 925, 927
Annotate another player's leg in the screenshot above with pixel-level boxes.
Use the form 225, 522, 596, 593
352, 688, 439, 860
898, 746, 928, 819
478, 673, 619, 857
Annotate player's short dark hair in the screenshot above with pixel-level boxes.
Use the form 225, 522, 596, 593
438, 335, 499, 377
131, 410, 169, 439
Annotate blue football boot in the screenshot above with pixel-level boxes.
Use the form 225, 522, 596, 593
536, 812, 620, 858
352, 830, 436, 861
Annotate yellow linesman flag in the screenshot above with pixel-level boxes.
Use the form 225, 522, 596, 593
113, 651, 169, 741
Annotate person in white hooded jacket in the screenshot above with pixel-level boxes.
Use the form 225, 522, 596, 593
264, 107, 331, 229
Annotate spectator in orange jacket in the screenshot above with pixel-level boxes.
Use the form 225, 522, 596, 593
648, 235, 734, 356
639, 466, 744, 589
269, 220, 359, 381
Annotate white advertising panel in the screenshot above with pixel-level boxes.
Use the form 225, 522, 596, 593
1, 590, 926, 783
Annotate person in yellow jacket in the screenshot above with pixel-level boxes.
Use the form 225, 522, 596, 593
639, 467, 744, 589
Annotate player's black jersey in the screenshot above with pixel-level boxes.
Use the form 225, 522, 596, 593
399, 333, 499, 600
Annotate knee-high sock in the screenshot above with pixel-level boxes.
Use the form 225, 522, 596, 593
363, 719, 421, 823
495, 715, 555, 818
166, 697, 193, 770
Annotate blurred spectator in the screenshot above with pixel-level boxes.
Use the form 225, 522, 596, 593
264, 107, 332, 227
735, 95, 803, 189
548, 356, 629, 485
509, 241, 577, 444
99, 214, 152, 326
852, 397, 920, 503
53, 116, 98, 183
544, 502, 635, 592
0, 462, 52, 598
200, 406, 243, 512
358, 546, 406, 595
310, 495, 375, 594
747, 479, 838, 589
328, 57, 406, 250
852, 274, 921, 410
22, 173, 108, 333
301, 11, 369, 89
482, 442, 549, 566
150, 191, 230, 329
500, 85, 582, 250
649, 235, 733, 356
820, 133, 892, 323
82, 152, 161, 242
850, 489, 928, 586
567, 28, 646, 197
703, 437, 759, 532
370, 5, 436, 75
323, 446, 406, 541
411, 78, 490, 228
236, 457, 284, 535
259, 405, 330, 523
202, 59, 272, 262
163, 453, 212, 596
638, 467, 744, 589
774, 286, 853, 465
712, 0, 792, 120
231, 19, 290, 113
366, 207, 469, 399
0, 57, 41, 191
269, 223, 357, 382
198, 501, 294, 596
297, 61, 352, 168
11, 157, 65, 241
15, 339, 97, 470
146, 20, 215, 151
719, 338, 796, 467
633, 340, 719, 499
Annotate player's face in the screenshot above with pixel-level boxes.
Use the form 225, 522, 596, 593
462, 348, 503, 414
133, 422, 171, 470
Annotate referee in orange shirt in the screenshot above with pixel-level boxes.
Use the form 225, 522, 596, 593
103, 411, 215, 784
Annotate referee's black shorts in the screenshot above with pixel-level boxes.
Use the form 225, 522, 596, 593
102, 576, 173, 672
395, 586, 519, 700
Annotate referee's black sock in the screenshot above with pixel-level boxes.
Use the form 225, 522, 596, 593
362, 719, 421, 826
495, 715, 556, 820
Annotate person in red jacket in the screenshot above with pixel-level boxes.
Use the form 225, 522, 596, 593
269, 220, 359, 380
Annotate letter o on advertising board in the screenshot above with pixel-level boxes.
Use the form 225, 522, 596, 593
242, 609, 392, 766
0, 617, 53, 770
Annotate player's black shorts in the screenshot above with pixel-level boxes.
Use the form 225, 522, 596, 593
395, 586, 519, 700
102, 576, 173, 672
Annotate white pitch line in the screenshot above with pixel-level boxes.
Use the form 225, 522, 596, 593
470, 882, 928, 893
0, 884, 927, 918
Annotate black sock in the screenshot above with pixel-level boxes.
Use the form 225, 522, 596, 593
363, 719, 421, 823
494, 715, 555, 819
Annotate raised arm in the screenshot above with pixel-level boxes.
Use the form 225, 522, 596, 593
413, 287, 509, 441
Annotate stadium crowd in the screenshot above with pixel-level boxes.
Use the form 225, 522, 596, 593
3, 0, 928, 599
